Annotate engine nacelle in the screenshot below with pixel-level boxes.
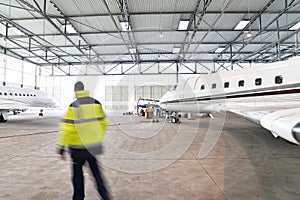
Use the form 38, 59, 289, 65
260, 108, 300, 145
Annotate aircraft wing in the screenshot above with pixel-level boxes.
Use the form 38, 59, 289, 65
229, 108, 300, 145
229, 109, 274, 125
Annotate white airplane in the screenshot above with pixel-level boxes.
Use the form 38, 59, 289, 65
159, 56, 300, 145
0, 85, 56, 122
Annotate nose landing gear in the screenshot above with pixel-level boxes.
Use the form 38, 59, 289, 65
38, 109, 43, 117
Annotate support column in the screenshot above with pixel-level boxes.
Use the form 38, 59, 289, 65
295, 33, 299, 56
3, 52, 7, 86
176, 62, 179, 83
52, 76, 55, 99
38, 66, 41, 89
276, 20, 281, 60
230, 44, 233, 70
35, 65, 38, 89
21, 59, 24, 88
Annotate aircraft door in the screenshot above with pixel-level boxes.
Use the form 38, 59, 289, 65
183, 77, 197, 99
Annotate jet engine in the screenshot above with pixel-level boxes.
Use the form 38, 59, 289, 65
260, 108, 300, 145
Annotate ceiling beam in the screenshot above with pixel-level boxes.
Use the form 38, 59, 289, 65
7, 28, 297, 39
99, 0, 137, 63
19, 50, 294, 58
17, 0, 90, 62
6, 10, 300, 21
38, 57, 281, 67
7, 41, 298, 49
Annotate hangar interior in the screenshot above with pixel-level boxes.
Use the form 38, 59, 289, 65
1, 0, 300, 110
1, 0, 300, 200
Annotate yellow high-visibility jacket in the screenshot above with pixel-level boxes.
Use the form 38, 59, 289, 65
57, 90, 108, 152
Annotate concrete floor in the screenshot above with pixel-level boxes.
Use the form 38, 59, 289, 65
0, 110, 299, 200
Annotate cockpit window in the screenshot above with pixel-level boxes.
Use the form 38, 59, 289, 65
255, 78, 262, 86
224, 82, 229, 88
238, 80, 245, 87
172, 85, 177, 90
212, 83, 216, 89
275, 75, 283, 84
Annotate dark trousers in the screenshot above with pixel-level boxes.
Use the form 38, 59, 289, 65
70, 148, 110, 200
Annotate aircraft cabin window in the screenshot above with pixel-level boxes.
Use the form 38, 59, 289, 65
238, 80, 245, 87
23, 94, 26, 96
4, 92, 7, 96
275, 75, 283, 84
19, 93, 22, 96
212, 83, 216, 89
255, 78, 262, 86
15, 93, 18, 96
0, 92, 2, 95
224, 82, 229, 88
9, 93, 13, 96
200, 85, 205, 90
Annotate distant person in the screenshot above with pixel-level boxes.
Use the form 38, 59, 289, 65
140, 109, 145, 116
57, 81, 111, 200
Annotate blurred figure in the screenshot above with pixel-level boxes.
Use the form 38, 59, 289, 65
57, 81, 111, 200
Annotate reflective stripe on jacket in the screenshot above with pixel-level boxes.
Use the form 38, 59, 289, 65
57, 90, 108, 148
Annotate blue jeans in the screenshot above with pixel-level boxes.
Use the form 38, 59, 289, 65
70, 148, 110, 200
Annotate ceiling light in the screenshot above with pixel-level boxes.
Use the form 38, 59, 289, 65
246, 32, 252, 38
215, 47, 225, 53
178, 20, 189, 30
50, 1, 56, 7
172, 47, 181, 53
234, 20, 250, 30
159, 32, 163, 38
289, 22, 300, 30
129, 48, 136, 54
120, 22, 131, 31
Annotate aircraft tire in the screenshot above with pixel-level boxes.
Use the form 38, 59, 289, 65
0, 114, 7, 123
171, 117, 178, 123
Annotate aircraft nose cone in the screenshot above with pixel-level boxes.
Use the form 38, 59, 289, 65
292, 123, 300, 143
294, 132, 300, 143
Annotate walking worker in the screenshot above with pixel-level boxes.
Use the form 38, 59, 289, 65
57, 81, 111, 200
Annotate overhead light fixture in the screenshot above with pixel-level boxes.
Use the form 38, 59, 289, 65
289, 22, 300, 30
50, 0, 58, 9
159, 32, 163, 38
246, 31, 252, 38
50, 0, 63, 16
215, 47, 225, 53
50, 1, 56, 7
120, 22, 131, 31
129, 48, 136, 54
178, 20, 189, 30
172, 47, 181, 53
234, 20, 250, 30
